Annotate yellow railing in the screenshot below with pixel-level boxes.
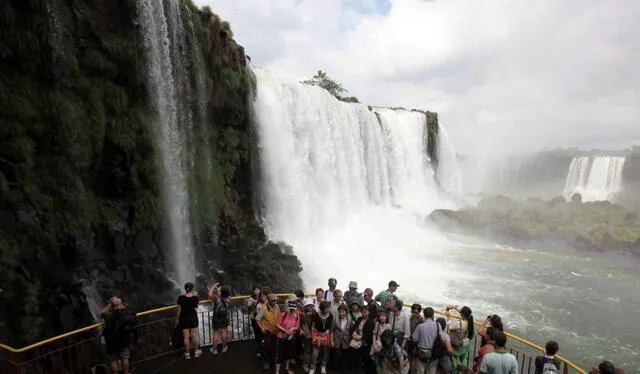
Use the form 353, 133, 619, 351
0, 292, 586, 373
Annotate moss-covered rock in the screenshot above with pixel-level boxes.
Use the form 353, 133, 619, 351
0, 0, 300, 347
428, 195, 640, 256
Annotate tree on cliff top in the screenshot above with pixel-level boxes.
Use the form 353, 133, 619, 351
302, 70, 347, 99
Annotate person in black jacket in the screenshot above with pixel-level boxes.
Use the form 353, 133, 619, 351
101, 297, 137, 374
352, 304, 377, 374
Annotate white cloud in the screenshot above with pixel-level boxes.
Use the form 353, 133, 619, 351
195, 0, 640, 153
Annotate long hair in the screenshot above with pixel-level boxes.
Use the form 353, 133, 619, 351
460, 306, 474, 339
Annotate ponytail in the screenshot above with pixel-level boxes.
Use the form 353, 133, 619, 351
467, 314, 474, 339
460, 306, 474, 339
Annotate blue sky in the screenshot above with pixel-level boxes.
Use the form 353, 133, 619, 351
346, 0, 391, 15
195, 0, 640, 154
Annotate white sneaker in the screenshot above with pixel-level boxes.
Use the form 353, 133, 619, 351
221, 345, 228, 353
193, 349, 202, 358
308, 370, 314, 374
183, 352, 191, 359
320, 367, 327, 374
303, 364, 309, 372
210, 348, 218, 355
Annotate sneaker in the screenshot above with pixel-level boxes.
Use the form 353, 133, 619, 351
210, 348, 218, 355
193, 349, 202, 358
303, 364, 309, 372
308, 370, 314, 374
320, 367, 327, 374
221, 345, 228, 353
183, 352, 191, 360
262, 362, 270, 370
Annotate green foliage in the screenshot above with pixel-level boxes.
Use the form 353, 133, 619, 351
340, 96, 360, 103
432, 195, 640, 256
302, 70, 348, 99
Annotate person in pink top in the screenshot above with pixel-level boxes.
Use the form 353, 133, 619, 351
275, 301, 301, 374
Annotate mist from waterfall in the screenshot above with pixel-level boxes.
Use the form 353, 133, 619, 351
563, 156, 626, 201
252, 67, 463, 299
136, 0, 196, 285
436, 124, 463, 194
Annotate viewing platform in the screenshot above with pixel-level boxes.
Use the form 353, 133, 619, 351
0, 293, 587, 374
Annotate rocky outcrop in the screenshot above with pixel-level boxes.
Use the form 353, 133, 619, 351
428, 194, 640, 256
0, 0, 301, 347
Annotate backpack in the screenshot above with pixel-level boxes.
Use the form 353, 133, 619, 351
215, 299, 229, 319
104, 308, 137, 345
542, 362, 560, 374
450, 329, 466, 348
431, 323, 446, 359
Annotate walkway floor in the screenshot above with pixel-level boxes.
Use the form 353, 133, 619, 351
134, 340, 358, 374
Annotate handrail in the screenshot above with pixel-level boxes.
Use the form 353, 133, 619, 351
0, 292, 586, 373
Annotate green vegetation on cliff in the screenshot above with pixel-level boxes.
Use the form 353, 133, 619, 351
0, 0, 255, 345
429, 195, 640, 256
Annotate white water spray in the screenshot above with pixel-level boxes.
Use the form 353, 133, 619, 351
436, 124, 463, 194
137, 0, 194, 285
252, 68, 465, 302
563, 156, 626, 201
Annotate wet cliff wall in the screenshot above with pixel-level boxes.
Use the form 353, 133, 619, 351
0, 0, 301, 346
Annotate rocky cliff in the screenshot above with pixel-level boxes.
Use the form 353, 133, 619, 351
0, 0, 301, 347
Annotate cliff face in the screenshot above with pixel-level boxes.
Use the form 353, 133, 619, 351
0, 0, 300, 347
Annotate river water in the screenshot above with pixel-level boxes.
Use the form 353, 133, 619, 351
296, 207, 640, 372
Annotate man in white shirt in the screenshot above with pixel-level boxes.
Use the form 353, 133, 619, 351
323, 278, 337, 302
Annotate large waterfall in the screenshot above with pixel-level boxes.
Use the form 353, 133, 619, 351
252, 68, 462, 296
563, 156, 626, 202
136, 0, 196, 285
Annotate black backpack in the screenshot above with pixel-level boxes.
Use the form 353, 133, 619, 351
215, 299, 229, 319
431, 323, 446, 359
105, 308, 138, 345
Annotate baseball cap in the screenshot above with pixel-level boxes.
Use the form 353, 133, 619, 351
388, 280, 400, 288
348, 281, 358, 289
363, 288, 374, 296
267, 294, 278, 301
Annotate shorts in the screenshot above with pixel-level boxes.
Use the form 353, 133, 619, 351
212, 319, 229, 329
106, 346, 130, 362
275, 337, 293, 364
178, 315, 199, 330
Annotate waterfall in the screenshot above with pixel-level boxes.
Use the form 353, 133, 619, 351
436, 124, 463, 194
136, 0, 195, 285
252, 68, 458, 291
563, 156, 626, 201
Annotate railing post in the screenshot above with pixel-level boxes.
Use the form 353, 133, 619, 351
563, 362, 569, 374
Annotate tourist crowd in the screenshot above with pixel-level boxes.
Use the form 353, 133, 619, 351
99, 279, 626, 374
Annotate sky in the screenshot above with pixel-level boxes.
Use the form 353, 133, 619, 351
195, 0, 640, 154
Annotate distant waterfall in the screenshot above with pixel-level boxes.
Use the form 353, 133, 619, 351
136, 0, 196, 285
563, 156, 626, 201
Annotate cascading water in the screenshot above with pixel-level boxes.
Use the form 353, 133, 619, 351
563, 156, 626, 201
436, 124, 463, 194
136, 0, 195, 285
252, 68, 466, 301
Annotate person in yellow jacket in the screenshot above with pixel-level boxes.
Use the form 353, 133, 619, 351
259, 294, 280, 369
